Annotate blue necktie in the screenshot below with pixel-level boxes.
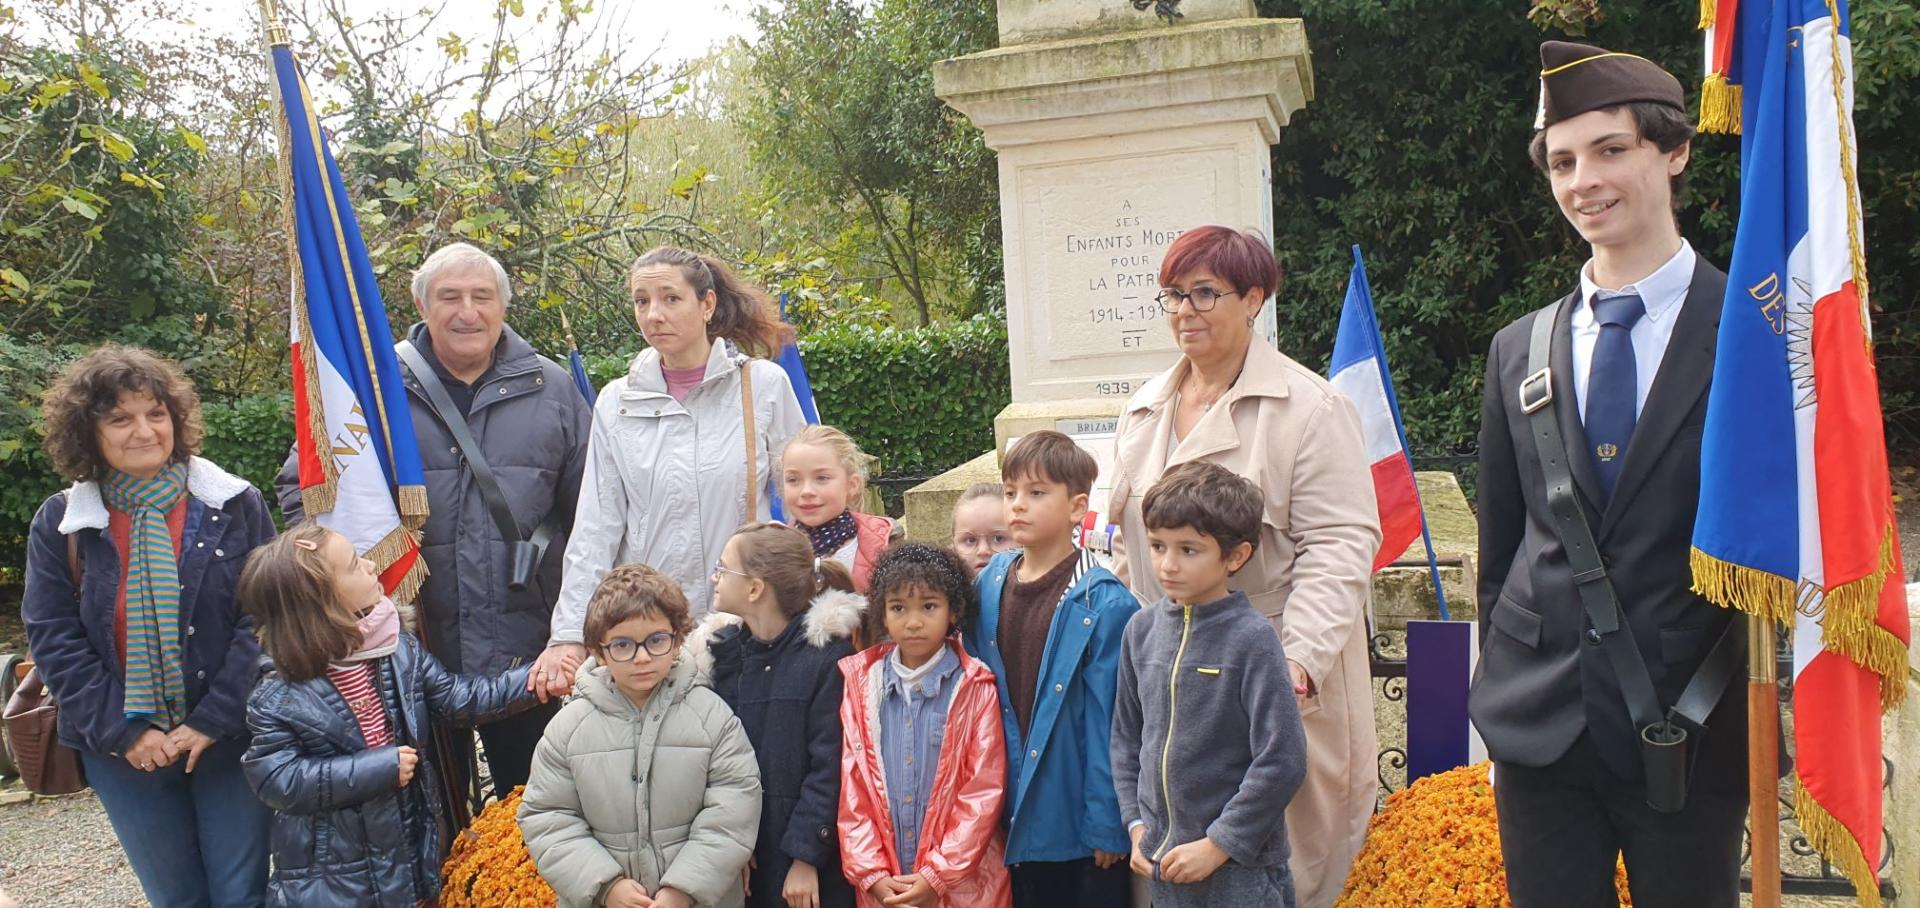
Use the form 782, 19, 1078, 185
1584, 293, 1645, 501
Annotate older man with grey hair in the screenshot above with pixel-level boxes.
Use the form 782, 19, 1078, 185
276, 242, 592, 800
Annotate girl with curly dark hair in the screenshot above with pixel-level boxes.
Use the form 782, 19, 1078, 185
835, 543, 1011, 907
21, 345, 273, 906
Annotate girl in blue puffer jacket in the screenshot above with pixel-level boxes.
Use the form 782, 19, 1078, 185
236, 524, 542, 907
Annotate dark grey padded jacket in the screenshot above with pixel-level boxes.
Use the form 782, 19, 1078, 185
1111, 590, 1308, 869
241, 633, 534, 906
277, 323, 592, 674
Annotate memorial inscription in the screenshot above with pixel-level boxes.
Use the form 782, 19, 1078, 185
1027, 154, 1227, 400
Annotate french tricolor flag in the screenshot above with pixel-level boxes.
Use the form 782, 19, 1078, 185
270, 39, 429, 601
1327, 246, 1423, 572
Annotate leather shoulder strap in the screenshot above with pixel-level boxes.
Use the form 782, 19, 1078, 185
1524, 303, 1740, 733
740, 362, 758, 519
1523, 302, 1665, 733
65, 502, 81, 594
397, 341, 523, 544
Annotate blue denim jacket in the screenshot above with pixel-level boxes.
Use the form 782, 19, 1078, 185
879, 644, 962, 862
966, 548, 1139, 863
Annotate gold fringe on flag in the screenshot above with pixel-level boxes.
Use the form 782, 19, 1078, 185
1792, 777, 1885, 908
1814, 530, 1907, 710
1696, 535, 1907, 711
366, 524, 429, 607
271, 45, 339, 518
1691, 548, 1795, 624
1698, 73, 1743, 134
1698, 0, 1716, 30
397, 484, 430, 532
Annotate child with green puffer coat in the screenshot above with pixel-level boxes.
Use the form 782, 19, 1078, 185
519, 564, 761, 908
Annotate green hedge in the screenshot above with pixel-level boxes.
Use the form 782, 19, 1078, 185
2, 320, 1008, 575
801, 316, 1010, 476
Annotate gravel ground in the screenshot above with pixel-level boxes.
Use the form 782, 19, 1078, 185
0, 787, 143, 907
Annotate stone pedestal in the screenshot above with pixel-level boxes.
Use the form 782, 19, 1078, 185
1370, 471, 1480, 628
933, 8, 1312, 432
906, 2, 1314, 536
900, 451, 1002, 544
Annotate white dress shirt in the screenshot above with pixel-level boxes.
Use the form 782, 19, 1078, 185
1570, 241, 1696, 420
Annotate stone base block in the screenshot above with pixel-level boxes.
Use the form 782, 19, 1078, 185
1372, 557, 1478, 631
1369, 472, 1479, 629
992, 399, 1126, 458
901, 451, 1003, 544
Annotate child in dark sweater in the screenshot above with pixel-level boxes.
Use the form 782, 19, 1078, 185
1111, 461, 1308, 908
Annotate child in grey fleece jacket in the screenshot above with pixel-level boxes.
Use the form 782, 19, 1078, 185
1110, 461, 1308, 908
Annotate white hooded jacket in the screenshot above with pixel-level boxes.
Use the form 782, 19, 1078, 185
551, 340, 804, 641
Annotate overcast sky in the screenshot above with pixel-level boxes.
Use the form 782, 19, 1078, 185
217, 0, 752, 64
16, 0, 764, 123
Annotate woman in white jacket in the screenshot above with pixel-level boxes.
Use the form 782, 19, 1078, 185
540, 246, 805, 696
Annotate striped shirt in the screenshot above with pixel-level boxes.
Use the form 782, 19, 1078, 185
326, 662, 392, 747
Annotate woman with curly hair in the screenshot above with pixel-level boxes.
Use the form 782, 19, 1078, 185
20, 346, 274, 906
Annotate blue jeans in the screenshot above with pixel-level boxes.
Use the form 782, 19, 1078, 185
82, 736, 271, 908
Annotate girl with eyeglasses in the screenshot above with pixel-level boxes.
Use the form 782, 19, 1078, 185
236, 524, 542, 906
686, 522, 867, 908
520, 563, 762, 908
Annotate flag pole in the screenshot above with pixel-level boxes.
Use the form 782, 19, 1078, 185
1749, 612, 1780, 907
257, 0, 287, 45
256, 0, 475, 827
557, 303, 580, 353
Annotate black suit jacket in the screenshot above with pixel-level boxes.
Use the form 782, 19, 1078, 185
1468, 257, 1748, 785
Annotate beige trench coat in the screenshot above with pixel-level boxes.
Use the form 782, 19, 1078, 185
1109, 337, 1381, 908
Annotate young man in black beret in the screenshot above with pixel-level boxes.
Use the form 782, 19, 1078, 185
1469, 41, 1752, 908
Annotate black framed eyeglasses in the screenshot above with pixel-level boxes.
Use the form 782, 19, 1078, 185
604, 632, 678, 663
1155, 286, 1241, 314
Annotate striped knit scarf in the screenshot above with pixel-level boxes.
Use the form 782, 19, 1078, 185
103, 462, 188, 729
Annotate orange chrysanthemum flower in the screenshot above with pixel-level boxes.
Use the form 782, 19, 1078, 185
440, 788, 558, 908
1337, 763, 1632, 907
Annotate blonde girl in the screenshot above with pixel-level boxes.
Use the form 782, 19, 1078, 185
781, 424, 901, 593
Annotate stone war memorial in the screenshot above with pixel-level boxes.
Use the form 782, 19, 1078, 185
903, 0, 1476, 617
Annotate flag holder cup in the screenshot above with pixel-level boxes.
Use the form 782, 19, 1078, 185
1639, 717, 1690, 814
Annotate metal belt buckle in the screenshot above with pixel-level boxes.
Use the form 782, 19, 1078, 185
1519, 368, 1554, 414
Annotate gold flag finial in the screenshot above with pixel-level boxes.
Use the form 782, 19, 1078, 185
258, 0, 291, 47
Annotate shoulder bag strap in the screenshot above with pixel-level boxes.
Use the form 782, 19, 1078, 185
1523, 302, 1667, 734
397, 341, 523, 545
1522, 303, 1740, 735
66, 515, 82, 595
740, 361, 758, 519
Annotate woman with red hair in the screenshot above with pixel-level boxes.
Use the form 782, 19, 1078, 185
1107, 226, 1382, 908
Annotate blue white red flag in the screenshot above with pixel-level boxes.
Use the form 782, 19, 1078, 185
270, 41, 428, 600
1691, 1, 1908, 902
776, 294, 820, 424
567, 348, 595, 404
769, 294, 819, 523
1328, 247, 1425, 576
